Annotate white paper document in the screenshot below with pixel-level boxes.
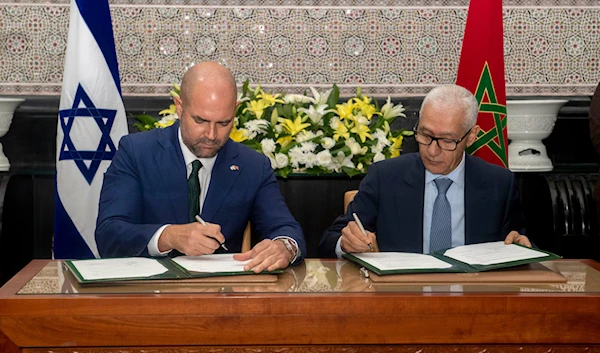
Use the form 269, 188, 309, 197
173, 254, 250, 273
442, 241, 549, 266
70, 258, 168, 280
351, 252, 453, 271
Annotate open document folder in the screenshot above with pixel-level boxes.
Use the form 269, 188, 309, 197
343, 241, 561, 275
65, 254, 281, 284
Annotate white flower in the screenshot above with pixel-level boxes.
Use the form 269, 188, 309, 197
303, 153, 318, 168
371, 144, 383, 154
155, 113, 178, 128
300, 141, 317, 153
373, 152, 385, 162
267, 154, 277, 169
244, 119, 269, 139
298, 104, 333, 125
296, 130, 316, 143
332, 151, 355, 172
237, 92, 251, 104
316, 130, 324, 136
283, 94, 312, 104
356, 115, 369, 126
316, 150, 333, 167
289, 146, 304, 168
329, 117, 341, 129
274, 125, 284, 134
261, 138, 276, 155
308, 87, 333, 106
275, 153, 289, 168
380, 96, 406, 120
321, 137, 335, 149
372, 128, 388, 142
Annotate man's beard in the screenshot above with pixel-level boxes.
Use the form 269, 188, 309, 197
185, 136, 224, 158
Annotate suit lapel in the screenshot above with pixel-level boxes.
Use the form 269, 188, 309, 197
399, 155, 425, 252
464, 155, 489, 244
201, 140, 242, 222
154, 122, 188, 224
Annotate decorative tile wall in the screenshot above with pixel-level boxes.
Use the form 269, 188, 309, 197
0, 0, 599, 97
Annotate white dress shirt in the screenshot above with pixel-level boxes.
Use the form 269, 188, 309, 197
147, 128, 217, 256
422, 152, 466, 253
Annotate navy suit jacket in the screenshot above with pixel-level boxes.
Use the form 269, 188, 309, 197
96, 122, 306, 260
319, 153, 526, 258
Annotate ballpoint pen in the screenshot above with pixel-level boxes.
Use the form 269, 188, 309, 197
195, 215, 229, 251
352, 212, 374, 251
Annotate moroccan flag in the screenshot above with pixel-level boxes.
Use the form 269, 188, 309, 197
54, 0, 128, 258
456, 0, 508, 167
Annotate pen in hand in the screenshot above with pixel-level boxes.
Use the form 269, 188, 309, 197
352, 212, 374, 251
195, 215, 229, 252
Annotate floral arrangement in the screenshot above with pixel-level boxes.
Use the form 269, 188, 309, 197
135, 82, 412, 177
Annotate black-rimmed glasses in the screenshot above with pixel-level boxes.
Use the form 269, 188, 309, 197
413, 127, 472, 151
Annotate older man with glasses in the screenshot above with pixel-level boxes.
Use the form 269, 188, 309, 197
319, 84, 530, 258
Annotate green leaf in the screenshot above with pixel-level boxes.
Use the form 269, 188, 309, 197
327, 84, 340, 109
342, 167, 361, 178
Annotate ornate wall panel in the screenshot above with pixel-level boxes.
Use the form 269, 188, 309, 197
0, 0, 598, 97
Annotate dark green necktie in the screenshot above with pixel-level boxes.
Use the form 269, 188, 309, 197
188, 160, 202, 223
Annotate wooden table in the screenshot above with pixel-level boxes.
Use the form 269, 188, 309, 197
1, 259, 600, 353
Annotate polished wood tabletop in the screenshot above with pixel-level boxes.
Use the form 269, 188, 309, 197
1, 259, 600, 353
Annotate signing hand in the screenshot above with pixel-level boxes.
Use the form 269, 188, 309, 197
504, 230, 532, 247
233, 239, 293, 273
340, 221, 378, 253
159, 222, 225, 255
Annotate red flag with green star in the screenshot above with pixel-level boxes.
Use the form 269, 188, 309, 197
456, 0, 508, 167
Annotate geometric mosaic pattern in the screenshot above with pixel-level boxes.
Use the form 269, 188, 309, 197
0, 1, 599, 97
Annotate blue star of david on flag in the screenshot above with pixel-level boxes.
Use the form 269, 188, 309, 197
59, 83, 118, 185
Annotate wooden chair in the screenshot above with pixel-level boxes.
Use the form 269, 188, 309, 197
344, 190, 359, 213
343, 189, 379, 252
241, 223, 251, 253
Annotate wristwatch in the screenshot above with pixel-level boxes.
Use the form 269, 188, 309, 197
275, 237, 299, 263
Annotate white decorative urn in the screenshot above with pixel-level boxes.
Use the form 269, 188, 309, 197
506, 99, 568, 172
0, 98, 25, 171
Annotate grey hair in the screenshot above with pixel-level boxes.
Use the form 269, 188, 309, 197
419, 85, 479, 130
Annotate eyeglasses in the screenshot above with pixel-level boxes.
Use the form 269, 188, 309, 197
413, 127, 473, 151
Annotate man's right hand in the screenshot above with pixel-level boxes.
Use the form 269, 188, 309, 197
158, 222, 225, 255
340, 221, 378, 253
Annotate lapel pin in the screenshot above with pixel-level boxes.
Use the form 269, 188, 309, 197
230, 165, 239, 171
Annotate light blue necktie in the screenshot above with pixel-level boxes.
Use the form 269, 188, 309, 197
429, 178, 453, 253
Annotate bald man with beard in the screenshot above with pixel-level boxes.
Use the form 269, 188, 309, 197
96, 62, 305, 272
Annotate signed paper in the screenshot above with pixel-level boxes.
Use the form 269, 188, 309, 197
173, 254, 250, 273
70, 258, 168, 280
351, 252, 453, 271
443, 241, 549, 266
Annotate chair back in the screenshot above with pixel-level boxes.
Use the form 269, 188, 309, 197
241, 223, 251, 253
344, 190, 358, 213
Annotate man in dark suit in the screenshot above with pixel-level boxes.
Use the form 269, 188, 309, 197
96, 62, 305, 272
319, 84, 529, 258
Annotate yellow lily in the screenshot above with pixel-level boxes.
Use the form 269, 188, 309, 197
333, 123, 350, 141
159, 104, 176, 116
230, 125, 249, 142
335, 101, 356, 121
155, 119, 176, 128
257, 90, 284, 107
353, 96, 378, 120
278, 116, 311, 136
243, 100, 269, 119
276, 135, 293, 149
350, 123, 373, 143
389, 135, 404, 158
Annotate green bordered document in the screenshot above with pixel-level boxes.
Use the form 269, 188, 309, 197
343, 241, 561, 276
65, 254, 281, 284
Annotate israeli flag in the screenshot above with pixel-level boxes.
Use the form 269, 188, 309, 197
54, 0, 127, 259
